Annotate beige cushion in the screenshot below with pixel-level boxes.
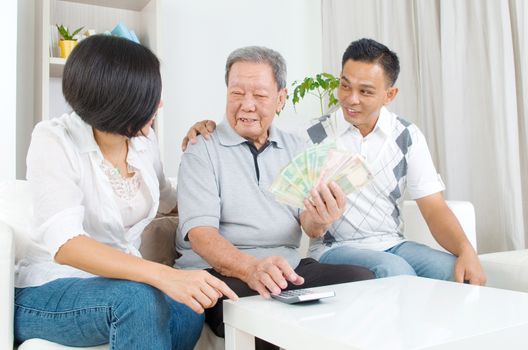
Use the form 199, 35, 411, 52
139, 214, 180, 266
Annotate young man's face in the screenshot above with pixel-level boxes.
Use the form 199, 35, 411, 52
337, 60, 398, 136
226, 61, 286, 148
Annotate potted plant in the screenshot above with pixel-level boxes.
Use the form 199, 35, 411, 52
56, 24, 84, 59
291, 72, 340, 117
290, 73, 341, 143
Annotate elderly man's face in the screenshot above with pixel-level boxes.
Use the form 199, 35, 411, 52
226, 61, 286, 148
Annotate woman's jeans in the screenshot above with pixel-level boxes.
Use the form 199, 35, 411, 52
319, 241, 456, 280
14, 277, 204, 350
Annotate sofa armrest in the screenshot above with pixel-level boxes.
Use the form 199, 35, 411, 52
0, 220, 14, 350
479, 250, 528, 292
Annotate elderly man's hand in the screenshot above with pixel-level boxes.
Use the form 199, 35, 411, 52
244, 256, 304, 298
301, 182, 347, 238
181, 120, 217, 151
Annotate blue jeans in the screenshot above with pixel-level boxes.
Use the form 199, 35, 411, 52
319, 241, 456, 280
14, 277, 204, 350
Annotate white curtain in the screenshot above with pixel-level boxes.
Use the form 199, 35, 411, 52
322, 0, 528, 253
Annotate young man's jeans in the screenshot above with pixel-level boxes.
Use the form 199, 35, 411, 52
14, 277, 204, 350
319, 241, 456, 280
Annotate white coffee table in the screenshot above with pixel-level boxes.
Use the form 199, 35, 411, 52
223, 275, 528, 349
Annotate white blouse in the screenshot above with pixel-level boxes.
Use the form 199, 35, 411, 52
110, 171, 152, 231
16, 112, 177, 288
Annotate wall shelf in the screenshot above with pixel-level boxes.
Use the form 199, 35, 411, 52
36, 0, 161, 120
61, 0, 151, 11
49, 57, 66, 77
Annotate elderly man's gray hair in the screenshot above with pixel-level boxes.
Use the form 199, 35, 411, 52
225, 46, 287, 90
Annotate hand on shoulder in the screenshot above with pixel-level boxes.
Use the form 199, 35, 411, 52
181, 120, 217, 151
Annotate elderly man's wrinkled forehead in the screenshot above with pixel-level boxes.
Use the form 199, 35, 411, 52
226, 60, 280, 90
224, 46, 287, 90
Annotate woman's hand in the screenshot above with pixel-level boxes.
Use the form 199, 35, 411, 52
55, 235, 237, 314
155, 267, 238, 314
181, 120, 217, 151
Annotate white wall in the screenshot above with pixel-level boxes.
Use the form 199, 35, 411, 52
0, 1, 18, 181
160, 0, 323, 177
16, 0, 35, 180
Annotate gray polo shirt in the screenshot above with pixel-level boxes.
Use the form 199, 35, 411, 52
175, 120, 306, 270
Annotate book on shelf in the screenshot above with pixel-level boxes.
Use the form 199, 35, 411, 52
111, 22, 140, 44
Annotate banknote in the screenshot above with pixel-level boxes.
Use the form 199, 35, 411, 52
270, 143, 373, 208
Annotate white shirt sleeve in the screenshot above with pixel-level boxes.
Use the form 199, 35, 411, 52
26, 125, 91, 258
405, 126, 445, 199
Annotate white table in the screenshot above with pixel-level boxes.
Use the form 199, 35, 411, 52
223, 275, 528, 349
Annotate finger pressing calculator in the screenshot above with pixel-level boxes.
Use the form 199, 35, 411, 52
271, 288, 335, 304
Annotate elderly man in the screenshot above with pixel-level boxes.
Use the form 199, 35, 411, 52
175, 46, 374, 342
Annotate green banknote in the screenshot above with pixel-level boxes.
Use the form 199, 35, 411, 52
270, 142, 370, 209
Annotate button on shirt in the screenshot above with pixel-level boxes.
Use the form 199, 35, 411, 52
175, 121, 307, 270
309, 107, 445, 258
16, 112, 177, 288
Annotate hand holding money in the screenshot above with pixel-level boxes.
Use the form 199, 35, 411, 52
270, 143, 373, 209
301, 182, 347, 237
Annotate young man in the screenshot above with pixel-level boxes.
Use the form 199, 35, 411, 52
309, 38, 486, 285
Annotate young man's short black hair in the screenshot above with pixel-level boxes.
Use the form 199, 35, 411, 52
62, 35, 161, 137
342, 38, 400, 86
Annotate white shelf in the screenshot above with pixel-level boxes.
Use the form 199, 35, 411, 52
60, 0, 151, 11
49, 57, 66, 77
36, 0, 161, 120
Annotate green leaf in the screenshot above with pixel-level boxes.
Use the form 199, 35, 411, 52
299, 85, 306, 98
329, 79, 340, 90
71, 26, 84, 38
292, 94, 299, 104
56, 24, 83, 40
316, 74, 328, 90
328, 93, 339, 108
290, 72, 341, 115
292, 87, 299, 102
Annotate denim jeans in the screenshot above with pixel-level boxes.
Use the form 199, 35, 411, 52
319, 241, 456, 280
14, 277, 205, 350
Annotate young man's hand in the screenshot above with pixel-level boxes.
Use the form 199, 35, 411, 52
181, 120, 217, 151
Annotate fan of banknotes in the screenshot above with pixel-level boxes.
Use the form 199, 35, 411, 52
269, 143, 373, 209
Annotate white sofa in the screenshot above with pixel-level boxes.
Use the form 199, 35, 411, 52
0, 179, 523, 350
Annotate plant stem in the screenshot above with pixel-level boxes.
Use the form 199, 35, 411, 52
317, 88, 326, 115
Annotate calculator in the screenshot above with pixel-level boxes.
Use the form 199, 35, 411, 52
271, 288, 335, 304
